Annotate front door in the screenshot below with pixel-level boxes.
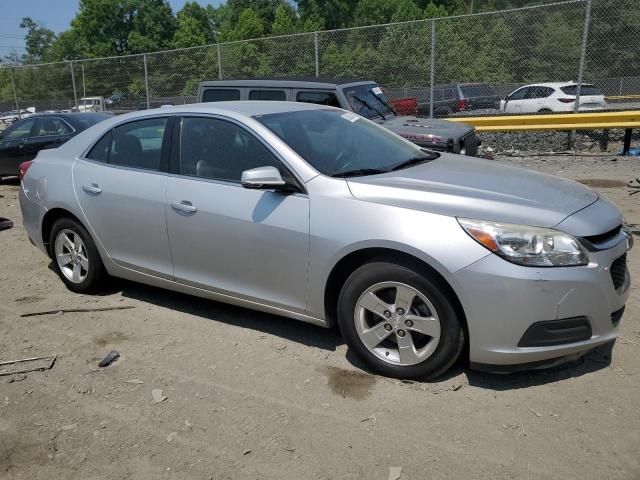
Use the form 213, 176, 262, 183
165, 116, 309, 311
72, 116, 174, 278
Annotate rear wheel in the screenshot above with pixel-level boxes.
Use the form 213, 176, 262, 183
538, 108, 552, 113
50, 217, 106, 293
337, 262, 464, 379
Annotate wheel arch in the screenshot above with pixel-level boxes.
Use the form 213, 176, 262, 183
41, 208, 88, 256
323, 247, 468, 344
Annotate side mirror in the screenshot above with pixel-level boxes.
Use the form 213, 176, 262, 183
241, 166, 287, 190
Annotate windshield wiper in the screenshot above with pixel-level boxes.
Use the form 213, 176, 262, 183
389, 153, 439, 171
353, 95, 386, 120
369, 89, 397, 116
331, 168, 389, 178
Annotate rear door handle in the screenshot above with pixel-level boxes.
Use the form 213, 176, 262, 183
82, 183, 102, 195
171, 201, 197, 214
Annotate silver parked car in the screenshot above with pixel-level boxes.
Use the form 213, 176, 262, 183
19, 101, 632, 378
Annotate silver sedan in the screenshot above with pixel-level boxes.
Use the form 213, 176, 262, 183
19, 101, 632, 378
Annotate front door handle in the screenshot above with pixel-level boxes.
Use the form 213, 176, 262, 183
82, 183, 102, 195
171, 201, 197, 214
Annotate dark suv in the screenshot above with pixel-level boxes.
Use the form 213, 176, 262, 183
416, 83, 500, 117
197, 77, 480, 156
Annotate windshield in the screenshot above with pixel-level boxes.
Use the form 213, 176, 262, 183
255, 109, 436, 177
80, 99, 99, 106
341, 84, 395, 120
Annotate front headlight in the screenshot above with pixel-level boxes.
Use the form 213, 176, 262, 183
458, 218, 588, 267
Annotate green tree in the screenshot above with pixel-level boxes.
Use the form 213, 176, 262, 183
353, 0, 399, 26
271, 4, 299, 35
20, 17, 57, 63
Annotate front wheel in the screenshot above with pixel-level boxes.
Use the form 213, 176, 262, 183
337, 262, 464, 379
49, 217, 106, 293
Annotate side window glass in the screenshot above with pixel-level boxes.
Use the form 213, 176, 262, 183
296, 91, 340, 107
249, 90, 286, 101
33, 117, 73, 137
109, 117, 167, 171
202, 89, 241, 102
541, 87, 554, 98
180, 117, 285, 183
509, 88, 527, 100
526, 87, 542, 99
86, 130, 112, 163
4, 119, 35, 141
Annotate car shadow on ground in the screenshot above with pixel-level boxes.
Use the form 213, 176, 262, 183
95, 277, 613, 390
116, 278, 344, 352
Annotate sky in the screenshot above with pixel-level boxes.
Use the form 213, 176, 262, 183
0, 0, 225, 57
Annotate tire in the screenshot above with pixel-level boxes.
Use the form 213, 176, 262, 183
337, 262, 464, 379
538, 108, 552, 113
49, 217, 106, 293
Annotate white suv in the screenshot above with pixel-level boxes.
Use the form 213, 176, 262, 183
501, 82, 606, 114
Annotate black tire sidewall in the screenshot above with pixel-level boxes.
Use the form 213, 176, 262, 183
338, 262, 464, 380
49, 217, 105, 293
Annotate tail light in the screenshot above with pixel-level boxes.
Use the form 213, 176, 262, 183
18, 160, 33, 181
457, 99, 467, 110
558, 98, 575, 103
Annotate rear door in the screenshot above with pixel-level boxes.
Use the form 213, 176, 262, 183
72, 116, 174, 278
0, 118, 36, 176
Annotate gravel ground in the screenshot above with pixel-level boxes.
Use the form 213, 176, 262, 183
1, 154, 640, 480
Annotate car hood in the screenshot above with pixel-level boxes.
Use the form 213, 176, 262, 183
346, 154, 599, 229
373, 115, 474, 142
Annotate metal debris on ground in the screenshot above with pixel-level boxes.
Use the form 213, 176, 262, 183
124, 379, 144, 384
388, 466, 402, 480
0, 355, 56, 377
152, 389, 167, 403
628, 178, 640, 196
98, 350, 120, 368
21, 305, 135, 318
0, 217, 13, 231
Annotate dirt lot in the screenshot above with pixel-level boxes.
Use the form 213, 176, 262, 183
1, 154, 640, 480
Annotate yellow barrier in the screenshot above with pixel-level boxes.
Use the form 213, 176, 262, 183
447, 110, 640, 132
606, 95, 640, 100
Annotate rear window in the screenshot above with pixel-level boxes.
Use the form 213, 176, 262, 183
460, 84, 496, 98
202, 88, 241, 102
560, 85, 602, 96
71, 113, 112, 130
248, 90, 286, 101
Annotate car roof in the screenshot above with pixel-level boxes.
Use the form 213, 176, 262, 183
199, 76, 372, 90
158, 101, 332, 117
516, 82, 595, 88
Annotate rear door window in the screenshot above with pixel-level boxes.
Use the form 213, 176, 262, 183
109, 117, 168, 171
248, 90, 286, 101
32, 117, 73, 137
296, 91, 340, 107
86, 131, 112, 163
202, 89, 241, 102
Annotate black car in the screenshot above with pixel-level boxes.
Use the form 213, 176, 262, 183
0, 112, 112, 177
417, 83, 500, 117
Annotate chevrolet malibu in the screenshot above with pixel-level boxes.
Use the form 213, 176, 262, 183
19, 102, 632, 379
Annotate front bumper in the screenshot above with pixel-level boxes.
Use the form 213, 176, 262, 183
454, 232, 631, 368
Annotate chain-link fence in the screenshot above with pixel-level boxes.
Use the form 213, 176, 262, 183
1, 0, 638, 118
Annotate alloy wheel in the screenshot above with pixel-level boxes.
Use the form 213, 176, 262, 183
54, 228, 89, 284
354, 281, 441, 366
